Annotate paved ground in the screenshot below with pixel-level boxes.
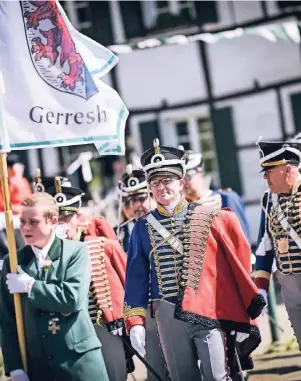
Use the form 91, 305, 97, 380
248, 351, 301, 381
127, 302, 300, 381
0, 300, 299, 381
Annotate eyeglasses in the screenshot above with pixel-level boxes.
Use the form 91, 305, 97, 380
149, 177, 177, 188
130, 195, 148, 203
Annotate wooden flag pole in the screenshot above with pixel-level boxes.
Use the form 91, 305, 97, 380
0, 153, 27, 372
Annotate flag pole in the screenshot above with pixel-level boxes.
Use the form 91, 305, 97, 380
0, 153, 27, 372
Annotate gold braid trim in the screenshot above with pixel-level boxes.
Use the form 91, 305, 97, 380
261, 159, 287, 167
180, 206, 219, 293
147, 217, 182, 299
123, 303, 147, 320
254, 270, 271, 280
87, 238, 113, 325
60, 206, 79, 212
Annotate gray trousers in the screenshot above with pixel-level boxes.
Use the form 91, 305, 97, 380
145, 307, 170, 381
276, 271, 301, 348
153, 301, 231, 381
94, 324, 127, 381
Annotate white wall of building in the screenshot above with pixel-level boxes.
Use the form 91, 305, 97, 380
117, 28, 301, 109
208, 29, 301, 97
117, 42, 207, 109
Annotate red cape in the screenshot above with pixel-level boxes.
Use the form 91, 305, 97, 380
175, 203, 265, 368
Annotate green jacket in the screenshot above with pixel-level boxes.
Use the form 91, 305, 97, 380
0, 237, 101, 377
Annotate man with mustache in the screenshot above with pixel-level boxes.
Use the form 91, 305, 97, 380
254, 139, 301, 348
124, 139, 265, 381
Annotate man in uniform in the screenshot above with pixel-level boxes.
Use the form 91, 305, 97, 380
183, 150, 252, 245
254, 139, 301, 347
124, 139, 265, 381
119, 165, 170, 381
47, 179, 130, 381
0, 192, 109, 381
118, 165, 157, 248
115, 188, 135, 253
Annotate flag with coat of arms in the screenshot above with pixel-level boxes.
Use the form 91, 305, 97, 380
0, 0, 128, 155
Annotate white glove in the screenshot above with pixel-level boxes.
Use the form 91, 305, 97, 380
10, 369, 30, 381
6, 266, 35, 294
130, 325, 146, 357
230, 331, 250, 343
111, 327, 123, 336
259, 289, 268, 317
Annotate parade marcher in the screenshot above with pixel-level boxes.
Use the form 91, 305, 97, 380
120, 165, 170, 381
0, 156, 30, 260
254, 139, 301, 347
0, 155, 32, 215
183, 150, 252, 245
124, 139, 265, 381
47, 178, 130, 381
0, 192, 109, 381
115, 178, 134, 252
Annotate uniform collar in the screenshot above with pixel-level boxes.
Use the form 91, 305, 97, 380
157, 196, 188, 217
31, 234, 55, 260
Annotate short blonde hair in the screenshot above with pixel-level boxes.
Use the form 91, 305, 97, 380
21, 192, 59, 219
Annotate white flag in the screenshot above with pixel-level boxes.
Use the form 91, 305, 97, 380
0, 0, 128, 155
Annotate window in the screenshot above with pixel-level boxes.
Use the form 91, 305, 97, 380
120, 1, 146, 40
156, 1, 169, 13
175, 121, 191, 150
211, 107, 242, 195
61, 1, 114, 46
139, 120, 161, 152
76, 2, 93, 30
142, 1, 218, 33
277, 1, 301, 11
149, 1, 196, 32
178, 1, 197, 23
290, 92, 301, 134
172, 116, 218, 184
194, 1, 218, 27
197, 118, 218, 180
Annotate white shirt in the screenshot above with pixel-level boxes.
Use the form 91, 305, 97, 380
164, 199, 181, 215
31, 234, 55, 270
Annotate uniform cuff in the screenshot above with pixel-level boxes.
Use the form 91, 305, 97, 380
106, 318, 125, 332
10, 369, 25, 376
254, 278, 269, 291
125, 316, 146, 333
27, 278, 35, 296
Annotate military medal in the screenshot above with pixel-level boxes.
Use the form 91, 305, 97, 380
278, 238, 289, 254
48, 317, 60, 335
